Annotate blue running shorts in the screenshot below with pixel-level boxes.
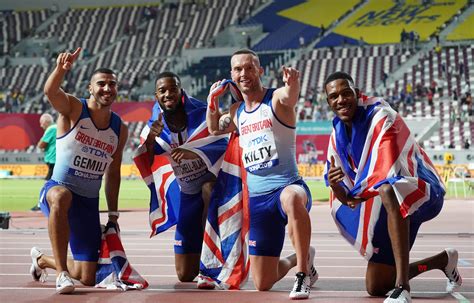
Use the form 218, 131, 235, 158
249, 179, 312, 257
370, 184, 444, 265
39, 180, 102, 262
174, 191, 205, 254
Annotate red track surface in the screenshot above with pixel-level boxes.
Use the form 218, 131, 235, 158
0, 200, 472, 303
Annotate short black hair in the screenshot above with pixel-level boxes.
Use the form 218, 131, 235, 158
91, 68, 115, 77
156, 71, 181, 86
232, 48, 258, 58
231, 49, 261, 67
323, 71, 355, 91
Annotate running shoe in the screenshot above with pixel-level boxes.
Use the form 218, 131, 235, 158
444, 248, 462, 293
197, 273, 216, 289
30, 247, 47, 282
56, 271, 75, 294
384, 286, 411, 303
307, 246, 318, 287
289, 272, 310, 300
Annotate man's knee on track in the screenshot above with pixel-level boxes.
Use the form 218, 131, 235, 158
366, 280, 392, 297
176, 269, 198, 282
253, 277, 274, 291
80, 274, 96, 286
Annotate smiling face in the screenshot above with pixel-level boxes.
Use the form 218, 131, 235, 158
230, 53, 263, 94
155, 76, 182, 113
325, 78, 359, 126
89, 72, 118, 107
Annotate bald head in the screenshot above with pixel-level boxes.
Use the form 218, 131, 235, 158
40, 113, 54, 129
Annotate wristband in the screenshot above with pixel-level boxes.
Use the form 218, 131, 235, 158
108, 211, 120, 218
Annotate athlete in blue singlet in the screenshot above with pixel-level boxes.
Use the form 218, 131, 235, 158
144, 71, 221, 282
29, 47, 128, 294
206, 49, 318, 300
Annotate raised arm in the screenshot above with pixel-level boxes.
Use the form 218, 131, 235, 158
104, 122, 128, 224
273, 66, 301, 108
44, 47, 82, 116
206, 81, 239, 136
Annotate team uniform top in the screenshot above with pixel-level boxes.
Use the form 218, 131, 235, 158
237, 88, 299, 196
51, 98, 122, 198
167, 128, 215, 195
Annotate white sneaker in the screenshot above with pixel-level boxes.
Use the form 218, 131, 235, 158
307, 246, 318, 287
383, 286, 411, 303
30, 247, 47, 282
444, 248, 462, 292
197, 273, 215, 289
289, 272, 310, 300
56, 271, 75, 294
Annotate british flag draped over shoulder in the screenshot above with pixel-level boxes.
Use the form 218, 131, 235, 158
324, 95, 445, 260
133, 91, 228, 236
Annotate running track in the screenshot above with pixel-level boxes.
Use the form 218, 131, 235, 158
0, 200, 472, 303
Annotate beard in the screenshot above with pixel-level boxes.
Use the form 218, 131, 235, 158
159, 97, 184, 116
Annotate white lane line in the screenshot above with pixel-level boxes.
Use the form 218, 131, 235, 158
1, 273, 473, 281
1, 254, 474, 262
2, 242, 473, 249
2, 263, 473, 270
0, 287, 472, 295
450, 291, 471, 302
0, 248, 473, 254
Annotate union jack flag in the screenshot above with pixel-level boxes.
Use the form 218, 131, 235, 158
95, 222, 149, 290
207, 79, 243, 112
199, 133, 250, 290
324, 96, 445, 260
133, 92, 228, 236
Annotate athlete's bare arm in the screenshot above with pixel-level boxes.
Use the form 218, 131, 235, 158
272, 66, 300, 126
44, 47, 83, 134
104, 122, 128, 224
273, 66, 300, 108
206, 81, 240, 136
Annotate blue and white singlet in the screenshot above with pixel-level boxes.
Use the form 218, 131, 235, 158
51, 99, 122, 198
237, 89, 299, 196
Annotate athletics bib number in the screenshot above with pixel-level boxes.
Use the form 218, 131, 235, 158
241, 130, 279, 172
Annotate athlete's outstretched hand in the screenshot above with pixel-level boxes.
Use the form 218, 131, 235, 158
56, 47, 81, 71
281, 66, 300, 87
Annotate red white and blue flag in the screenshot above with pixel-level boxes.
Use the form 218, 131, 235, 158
95, 222, 149, 290
324, 96, 445, 260
133, 92, 228, 236
207, 79, 243, 112
199, 80, 249, 290
199, 133, 250, 290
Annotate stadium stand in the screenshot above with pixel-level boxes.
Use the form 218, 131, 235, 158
0, 0, 472, 172
1, 9, 52, 55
